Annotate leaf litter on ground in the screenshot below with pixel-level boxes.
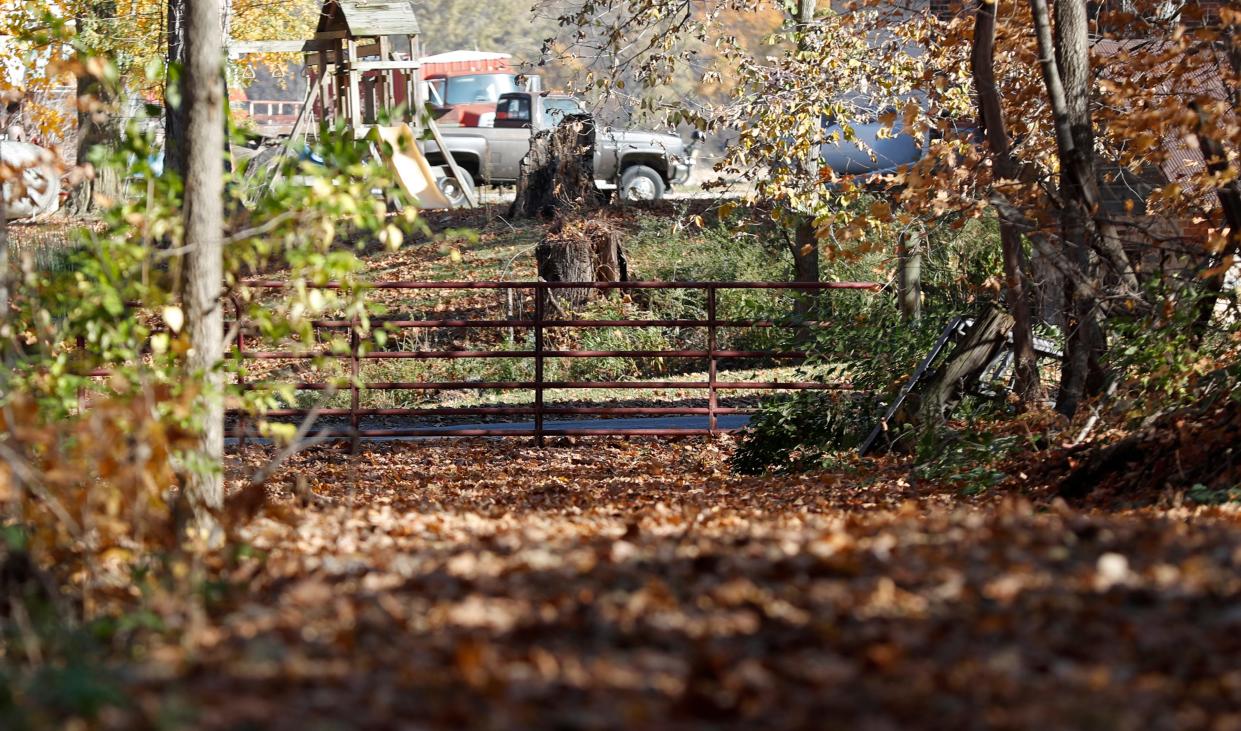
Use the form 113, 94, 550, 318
108, 437, 1241, 730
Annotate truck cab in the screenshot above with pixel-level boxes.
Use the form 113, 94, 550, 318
493, 93, 586, 130
424, 91, 700, 201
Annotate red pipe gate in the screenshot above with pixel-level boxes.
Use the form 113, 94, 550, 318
231, 280, 879, 444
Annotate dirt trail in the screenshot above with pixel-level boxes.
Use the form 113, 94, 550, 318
165, 439, 1241, 730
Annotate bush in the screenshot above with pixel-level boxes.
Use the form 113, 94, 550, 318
732, 391, 881, 474
729, 213, 1010, 474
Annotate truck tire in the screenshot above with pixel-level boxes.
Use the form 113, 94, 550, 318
437, 170, 476, 208
619, 165, 665, 202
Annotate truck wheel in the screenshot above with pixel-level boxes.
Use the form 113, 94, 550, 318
437, 171, 476, 208
619, 165, 665, 202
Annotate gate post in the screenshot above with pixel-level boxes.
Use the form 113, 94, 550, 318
234, 296, 247, 448
533, 282, 545, 446
350, 319, 360, 452
707, 284, 718, 436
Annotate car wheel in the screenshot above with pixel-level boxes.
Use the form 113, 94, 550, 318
619, 165, 665, 202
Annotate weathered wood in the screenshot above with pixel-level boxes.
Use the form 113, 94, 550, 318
410, 35, 422, 125
346, 38, 361, 129
874, 305, 1016, 451
873, 310, 1017, 454
536, 217, 626, 310
510, 115, 600, 220
329, 0, 421, 36
229, 40, 312, 55
897, 228, 922, 322
918, 305, 1015, 424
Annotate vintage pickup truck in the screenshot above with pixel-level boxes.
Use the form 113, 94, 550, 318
421, 92, 703, 202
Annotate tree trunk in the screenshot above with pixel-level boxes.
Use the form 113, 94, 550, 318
536, 217, 626, 310
897, 227, 923, 322
165, 0, 189, 182
510, 116, 600, 220
792, 0, 821, 317
972, 0, 1041, 405
1029, 0, 1110, 418
67, 7, 122, 217
790, 216, 820, 320
1, 193, 7, 364
183, 0, 225, 523
1190, 99, 1241, 332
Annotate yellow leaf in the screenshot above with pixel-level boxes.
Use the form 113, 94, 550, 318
162, 305, 184, 334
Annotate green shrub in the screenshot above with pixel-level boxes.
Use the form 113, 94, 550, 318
729, 213, 1010, 474
732, 391, 881, 474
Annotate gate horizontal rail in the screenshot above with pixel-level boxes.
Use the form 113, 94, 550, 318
227, 280, 879, 444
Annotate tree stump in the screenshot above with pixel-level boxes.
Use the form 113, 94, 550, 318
536, 216, 627, 311
510, 114, 601, 220
513, 114, 626, 312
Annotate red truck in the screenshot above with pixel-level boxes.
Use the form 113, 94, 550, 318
420, 51, 520, 127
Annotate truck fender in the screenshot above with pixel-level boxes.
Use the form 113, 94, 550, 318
616, 152, 671, 183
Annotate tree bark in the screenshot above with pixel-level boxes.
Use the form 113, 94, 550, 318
1029, 0, 1110, 418
183, 0, 225, 521
510, 116, 600, 219
165, 0, 189, 182
791, 0, 821, 317
1, 192, 7, 364
536, 217, 626, 310
897, 228, 922, 322
891, 305, 1015, 441
972, 0, 1041, 405
790, 216, 820, 320
67, 4, 122, 217
1190, 99, 1241, 332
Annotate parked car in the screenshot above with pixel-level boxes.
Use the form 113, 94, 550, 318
818, 103, 978, 179
421, 92, 704, 202
819, 116, 928, 177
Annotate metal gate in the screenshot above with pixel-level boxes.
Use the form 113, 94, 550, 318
230, 280, 879, 444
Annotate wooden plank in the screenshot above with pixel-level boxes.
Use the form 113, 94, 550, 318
306, 43, 381, 65
427, 118, 479, 208
353, 60, 421, 72
336, 0, 421, 35
410, 35, 423, 132
347, 39, 361, 129
378, 36, 393, 119
229, 40, 309, 55
318, 49, 332, 126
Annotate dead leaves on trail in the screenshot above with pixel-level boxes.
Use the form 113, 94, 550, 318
117, 439, 1241, 730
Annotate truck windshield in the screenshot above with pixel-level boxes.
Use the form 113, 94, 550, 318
544, 98, 585, 124
443, 74, 518, 105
